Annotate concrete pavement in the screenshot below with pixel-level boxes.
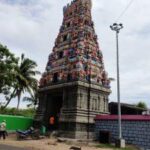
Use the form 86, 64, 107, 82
0, 144, 27, 150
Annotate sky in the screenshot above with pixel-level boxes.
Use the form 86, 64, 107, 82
0, 0, 150, 108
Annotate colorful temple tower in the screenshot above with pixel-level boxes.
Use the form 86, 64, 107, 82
36, 0, 111, 139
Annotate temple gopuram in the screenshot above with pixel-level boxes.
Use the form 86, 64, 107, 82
35, 0, 111, 139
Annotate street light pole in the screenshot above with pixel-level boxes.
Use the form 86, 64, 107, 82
110, 23, 125, 148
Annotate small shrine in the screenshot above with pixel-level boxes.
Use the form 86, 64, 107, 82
36, 0, 111, 139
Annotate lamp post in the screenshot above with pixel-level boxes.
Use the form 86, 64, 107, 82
110, 23, 125, 148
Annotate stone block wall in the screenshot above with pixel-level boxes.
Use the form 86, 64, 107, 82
95, 115, 150, 149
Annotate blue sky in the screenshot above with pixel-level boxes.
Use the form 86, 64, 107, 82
0, 0, 150, 108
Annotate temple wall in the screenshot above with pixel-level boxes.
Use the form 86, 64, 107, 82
95, 115, 150, 149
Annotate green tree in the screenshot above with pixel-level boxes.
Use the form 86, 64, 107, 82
136, 101, 147, 109
0, 44, 40, 109
0, 44, 18, 108
23, 86, 39, 109
13, 54, 40, 109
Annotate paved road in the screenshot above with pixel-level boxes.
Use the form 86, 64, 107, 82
0, 144, 27, 150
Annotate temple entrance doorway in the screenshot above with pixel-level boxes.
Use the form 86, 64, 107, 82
45, 92, 63, 131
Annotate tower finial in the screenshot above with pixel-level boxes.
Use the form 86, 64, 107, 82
81, 0, 92, 9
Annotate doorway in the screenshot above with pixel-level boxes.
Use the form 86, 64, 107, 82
53, 73, 58, 83
46, 93, 63, 130
99, 131, 111, 144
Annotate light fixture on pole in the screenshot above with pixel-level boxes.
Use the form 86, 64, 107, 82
110, 23, 125, 148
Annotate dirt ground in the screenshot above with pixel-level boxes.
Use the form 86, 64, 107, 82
0, 134, 112, 150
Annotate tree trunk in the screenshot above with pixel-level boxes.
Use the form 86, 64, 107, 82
17, 93, 21, 110
2, 89, 16, 109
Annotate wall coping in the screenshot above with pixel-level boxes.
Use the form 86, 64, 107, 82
95, 115, 150, 121
39, 80, 111, 93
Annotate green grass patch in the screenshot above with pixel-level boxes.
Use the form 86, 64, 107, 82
96, 143, 138, 150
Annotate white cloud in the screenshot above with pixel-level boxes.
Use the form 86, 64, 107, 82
0, 0, 150, 107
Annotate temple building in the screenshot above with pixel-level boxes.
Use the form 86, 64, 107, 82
35, 0, 111, 139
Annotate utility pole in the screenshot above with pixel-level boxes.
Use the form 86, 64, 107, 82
110, 23, 125, 148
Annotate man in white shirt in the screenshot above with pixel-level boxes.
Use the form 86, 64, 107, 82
0, 120, 7, 140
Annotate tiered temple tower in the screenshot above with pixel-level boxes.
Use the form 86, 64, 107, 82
36, 0, 111, 139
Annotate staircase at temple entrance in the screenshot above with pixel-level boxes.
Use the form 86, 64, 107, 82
35, 0, 111, 139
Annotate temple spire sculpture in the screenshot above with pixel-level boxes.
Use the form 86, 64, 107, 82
40, 0, 109, 87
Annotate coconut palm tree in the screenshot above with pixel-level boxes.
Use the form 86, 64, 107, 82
14, 54, 40, 109
23, 90, 39, 109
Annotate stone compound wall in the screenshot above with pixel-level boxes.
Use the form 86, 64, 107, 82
95, 115, 150, 149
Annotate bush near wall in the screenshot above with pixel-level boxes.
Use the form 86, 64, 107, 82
0, 108, 36, 117
0, 114, 33, 131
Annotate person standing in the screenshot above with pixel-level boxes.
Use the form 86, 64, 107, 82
49, 116, 55, 131
0, 120, 7, 140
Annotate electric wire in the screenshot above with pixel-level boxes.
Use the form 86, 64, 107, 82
115, 0, 135, 22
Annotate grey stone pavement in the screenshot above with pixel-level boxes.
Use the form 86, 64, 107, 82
0, 144, 27, 150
